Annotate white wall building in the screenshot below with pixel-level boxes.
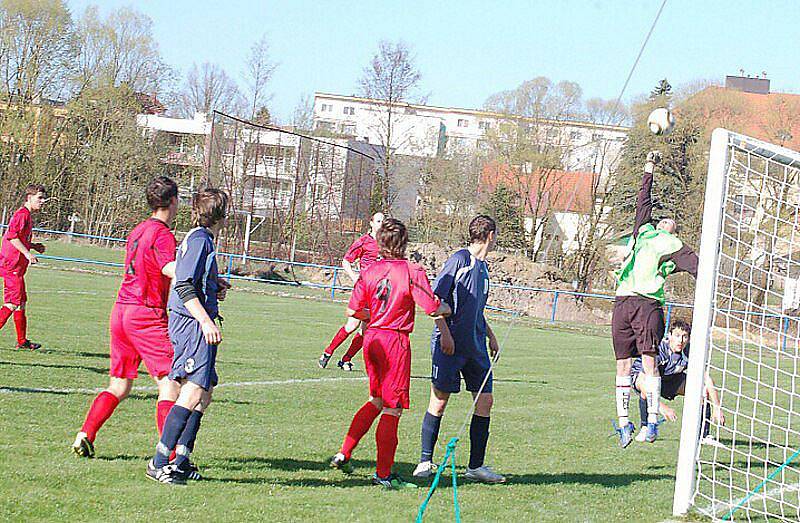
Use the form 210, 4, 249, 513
313, 92, 629, 175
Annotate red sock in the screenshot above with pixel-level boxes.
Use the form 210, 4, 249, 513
13, 309, 26, 345
156, 400, 175, 436
375, 414, 400, 478
341, 333, 364, 363
325, 327, 351, 356
81, 391, 120, 442
341, 401, 380, 459
0, 307, 11, 329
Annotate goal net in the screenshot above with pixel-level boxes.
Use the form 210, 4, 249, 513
674, 129, 800, 521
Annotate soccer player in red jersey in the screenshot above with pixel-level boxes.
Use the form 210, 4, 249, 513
318, 211, 384, 371
0, 184, 47, 350
329, 218, 451, 489
72, 177, 180, 458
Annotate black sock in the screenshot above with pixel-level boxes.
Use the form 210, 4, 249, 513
468, 415, 490, 470
639, 397, 649, 427
154, 405, 192, 467
702, 403, 712, 438
420, 411, 442, 463
174, 410, 204, 468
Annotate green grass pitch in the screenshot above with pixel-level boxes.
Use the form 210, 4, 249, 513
0, 242, 688, 522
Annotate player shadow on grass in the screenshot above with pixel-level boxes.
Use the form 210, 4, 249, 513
0, 359, 108, 375
409, 374, 548, 386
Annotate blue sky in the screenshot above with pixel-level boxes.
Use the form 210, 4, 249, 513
67, 1, 800, 122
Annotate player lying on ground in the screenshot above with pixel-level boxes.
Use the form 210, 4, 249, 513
414, 215, 505, 484
73, 177, 180, 458
329, 218, 451, 489
147, 188, 230, 485
0, 184, 47, 350
319, 211, 384, 371
631, 319, 725, 445
612, 151, 698, 448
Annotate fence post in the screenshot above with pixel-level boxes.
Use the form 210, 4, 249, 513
550, 291, 559, 323
782, 316, 790, 352
665, 304, 673, 332
331, 268, 338, 300
226, 254, 233, 279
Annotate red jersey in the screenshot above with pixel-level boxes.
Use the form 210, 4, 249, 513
116, 218, 176, 309
0, 207, 33, 272
349, 259, 440, 333
344, 233, 379, 271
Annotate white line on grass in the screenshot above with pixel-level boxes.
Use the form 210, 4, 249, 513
0, 376, 366, 395
0, 374, 534, 396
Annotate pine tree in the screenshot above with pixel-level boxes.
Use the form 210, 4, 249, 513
650, 78, 673, 100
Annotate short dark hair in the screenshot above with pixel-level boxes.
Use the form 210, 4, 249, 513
146, 176, 178, 210
377, 218, 408, 259
670, 318, 691, 335
192, 188, 228, 228
469, 215, 497, 243
24, 184, 46, 200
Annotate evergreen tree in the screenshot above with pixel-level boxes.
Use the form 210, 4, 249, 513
481, 184, 526, 250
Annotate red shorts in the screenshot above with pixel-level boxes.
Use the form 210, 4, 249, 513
363, 329, 411, 409
1, 267, 26, 306
109, 303, 173, 379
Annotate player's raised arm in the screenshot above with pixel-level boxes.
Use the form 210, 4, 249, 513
633, 150, 661, 236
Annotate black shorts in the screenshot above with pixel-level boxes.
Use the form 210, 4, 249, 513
612, 296, 664, 360
632, 371, 686, 401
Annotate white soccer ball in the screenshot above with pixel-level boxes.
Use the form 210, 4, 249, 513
647, 107, 675, 136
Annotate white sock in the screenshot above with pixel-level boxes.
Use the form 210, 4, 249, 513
616, 376, 632, 426
645, 375, 662, 424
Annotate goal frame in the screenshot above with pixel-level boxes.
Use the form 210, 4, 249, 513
672, 128, 800, 516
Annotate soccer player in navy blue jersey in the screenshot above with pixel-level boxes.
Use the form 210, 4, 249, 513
630, 319, 725, 445
146, 188, 230, 485
413, 215, 505, 484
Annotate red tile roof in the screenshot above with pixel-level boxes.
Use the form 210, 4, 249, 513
686, 86, 800, 150
481, 161, 598, 215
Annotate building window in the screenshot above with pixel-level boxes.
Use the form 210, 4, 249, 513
341, 124, 356, 135
569, 130, 581, 140
457, 119, 469, 128
546, 128, 559, 140
343, 106, 355, 115
316, 121, 334, 131
478, 121, 490, 130
320, 103, 333, 112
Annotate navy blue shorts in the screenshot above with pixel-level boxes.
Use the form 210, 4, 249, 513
168, 313, 218, 391
431, 338, 493, 394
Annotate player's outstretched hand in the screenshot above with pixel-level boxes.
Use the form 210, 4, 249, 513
440, 329, 455, 356
662, 404, 678, 422
712, 406, 726, 426
217, 278, 231, 301
26, 252, 38, 265
201, 319, 222, 345
32, 243, 45, 254
646, 150, 662, 165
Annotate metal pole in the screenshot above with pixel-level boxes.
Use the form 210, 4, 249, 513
243, 212, 252, 266
665, 304, 673, 332
550, 291, 559, 323
331, 268, 338, 300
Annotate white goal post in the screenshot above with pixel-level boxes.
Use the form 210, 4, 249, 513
673, 128, 800, 521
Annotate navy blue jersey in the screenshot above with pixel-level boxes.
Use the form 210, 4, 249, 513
631, 338, 689, 377
431, 249, 490, 356
168, 227, 220, 320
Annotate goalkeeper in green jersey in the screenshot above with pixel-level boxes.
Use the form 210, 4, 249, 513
611, 151, 699, 448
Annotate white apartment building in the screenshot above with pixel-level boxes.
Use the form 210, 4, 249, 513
313, 92, 629, 176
